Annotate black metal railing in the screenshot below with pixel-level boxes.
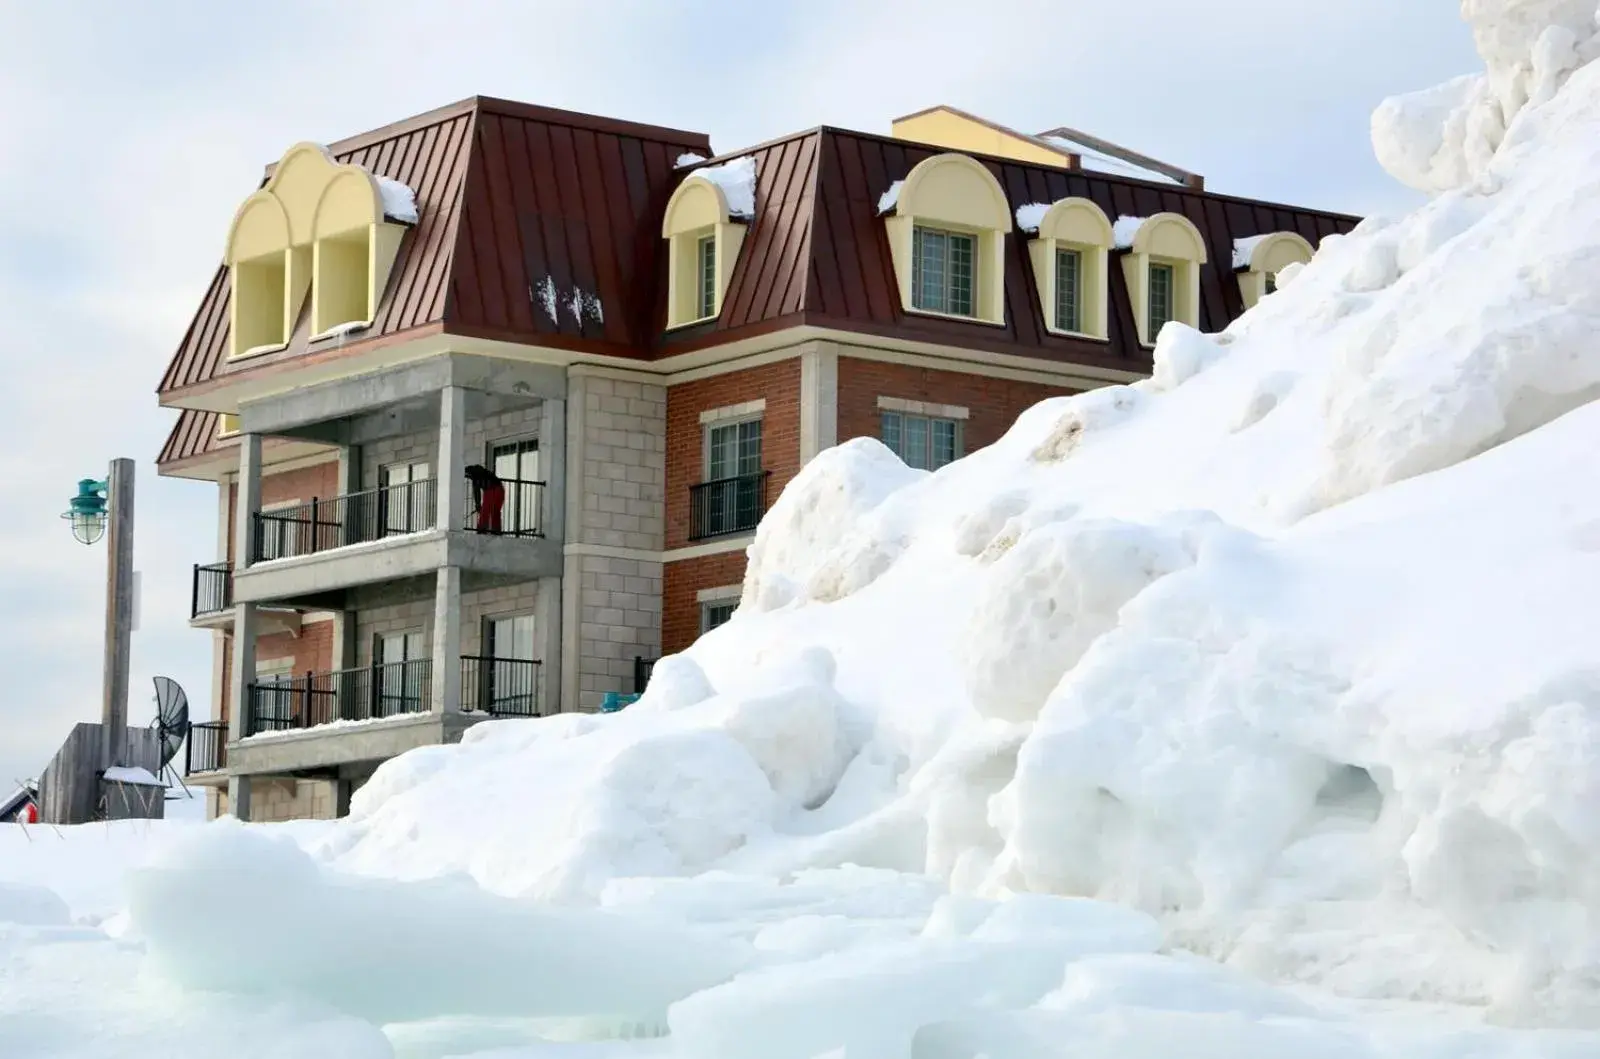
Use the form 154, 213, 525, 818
250, 478, 438, 563
186, 720, 228, 774
633, 656, 656, 695
688, 471, 769, 541
246, 659, 433, 735
191, 562, 233, 619
466, 478, 545, 539
460, 655, 542, 716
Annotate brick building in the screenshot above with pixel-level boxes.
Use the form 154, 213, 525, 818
155, 98, 1356, 821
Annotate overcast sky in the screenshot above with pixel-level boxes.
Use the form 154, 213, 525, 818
0, 1, 1478, 788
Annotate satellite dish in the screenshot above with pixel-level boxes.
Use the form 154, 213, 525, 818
150, 676, 190, 770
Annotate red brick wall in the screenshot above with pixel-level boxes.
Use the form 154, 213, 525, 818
664, 359, 802, 551
662, 551, 748, 654
225, 459, 341, 564
217, 619, 336, 724
837, 357, 1076, 457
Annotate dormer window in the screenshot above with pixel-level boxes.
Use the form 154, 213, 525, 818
223, 143, 415, 359
1113, 212, 1208, 345
880, 153, 1011, 325
697, 234, 718, 320
662, 157, 756, 329
1016, 197, 1113, 339
1232, 232, 1314, 309
912, 226, 976, 316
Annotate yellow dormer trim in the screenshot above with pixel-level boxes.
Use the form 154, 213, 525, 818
222, 142, 412, 358
884, 153, 1012, 325
1236, 231, 1314, 309
1024, 197, 1114, 339
1117, 212, 1208, 346
662, 172, 748, 328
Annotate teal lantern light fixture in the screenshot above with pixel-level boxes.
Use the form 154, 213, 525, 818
62, 478, 110, 545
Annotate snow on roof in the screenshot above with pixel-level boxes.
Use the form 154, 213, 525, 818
1043, 134, 1182, 185
1112, 215, 1146, 249
877, 180, 904, 216
1015, 202, 1051, 234
103, 765, 162, 786
375, 175, 419, 224
691, 156, 757, 219
676, 152, 708, 168
1233, 233, 1273, 270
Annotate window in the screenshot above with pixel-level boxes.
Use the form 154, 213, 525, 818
1055, 248, 1083, 334
697, 235, 718, 320
483, 614, 537, 714
883, 153, 1012, 324
912, 226, 976, 316
1264, 273, 1278, 295
702, 600, 737, 633
707, 419, 762, 480
379, 461, 432, 535
881, 411, 962, 471
489, 439, 540, 536
696, 418, 764, 539
1148, 262, 1175, 338
375, 631, 426, 716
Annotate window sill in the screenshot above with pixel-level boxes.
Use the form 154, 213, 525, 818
665, 313, 719, 333
1046, 328, 1111, 342
310, 320, 373, 343
901, 307, 1006, 329
227, 342, 288, 363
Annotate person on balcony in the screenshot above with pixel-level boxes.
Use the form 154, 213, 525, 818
465, 464, 505, 534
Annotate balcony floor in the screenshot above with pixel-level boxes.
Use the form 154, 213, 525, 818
232, 528, 561, 607
226, 710, 485, 776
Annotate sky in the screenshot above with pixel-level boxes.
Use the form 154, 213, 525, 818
0, 0, 1479, 788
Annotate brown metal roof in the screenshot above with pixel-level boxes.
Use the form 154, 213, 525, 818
157, 104, 1356, 468
659, 127, 1358, 371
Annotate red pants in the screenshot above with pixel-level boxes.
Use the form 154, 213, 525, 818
477, 484, 504, 533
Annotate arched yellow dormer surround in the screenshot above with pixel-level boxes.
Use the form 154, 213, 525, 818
1235, 231, 1314, 309
662, 171, 749, 328
1023, 197, 1114, 339
222, 142, 412, 358
883, 153, 1011, 325
1117, 212, 1208, 345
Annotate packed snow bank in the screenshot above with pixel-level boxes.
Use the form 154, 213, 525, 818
308, 3, 1600, 1028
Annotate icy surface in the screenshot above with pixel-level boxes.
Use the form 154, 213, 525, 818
102, 765, 162, 785
690, 156, 756, 219
11, 4, 1600, 1055
675, 152, 707, 168
877, 179, 903, 215
1232, 233, 1270, 269
1043, 134, 1184, 185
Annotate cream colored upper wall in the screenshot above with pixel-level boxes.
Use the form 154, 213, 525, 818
892, 109, 1069, 169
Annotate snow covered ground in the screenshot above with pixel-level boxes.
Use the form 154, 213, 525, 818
9, 2, 1600, 1055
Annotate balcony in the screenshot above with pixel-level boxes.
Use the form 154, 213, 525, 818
245, 656, 542, 737
185, 720, 228, 775
191, 562, 232, 620
688, 472, 769, 541
233, 477, 558, 606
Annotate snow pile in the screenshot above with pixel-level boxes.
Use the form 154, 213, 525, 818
688, 156, 756, 219
1015, 201, 1051, 232
376, 175, 419, 224
307, 0, 1600, 1028
1112, 214, 1145, 248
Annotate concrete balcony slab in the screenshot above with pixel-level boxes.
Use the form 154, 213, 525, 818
226, 710, 484, 776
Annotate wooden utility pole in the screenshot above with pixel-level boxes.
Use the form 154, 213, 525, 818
101, 457, 135, 768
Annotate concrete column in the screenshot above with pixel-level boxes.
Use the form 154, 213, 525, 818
540, 397, 567, 545
799, 343, 839, 465
430, 566, 462, 713
101, 457, 135, 769
235, 433, 262, 567
331, 609, 358, 671
560, 375, 589, 715
536, 576, 563, 716
228, 603, 258, 742
226, 774, 252, 822
436, 386, 466, 532
337, 442, 362, 546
